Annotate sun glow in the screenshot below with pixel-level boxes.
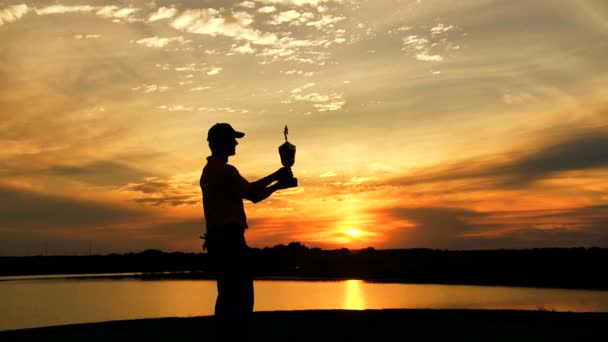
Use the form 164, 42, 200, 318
344, 228, 362, 237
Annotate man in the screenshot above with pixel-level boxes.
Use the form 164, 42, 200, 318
200, 123, 295, 342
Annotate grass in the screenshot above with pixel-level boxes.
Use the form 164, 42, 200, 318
2, 309, 607, 342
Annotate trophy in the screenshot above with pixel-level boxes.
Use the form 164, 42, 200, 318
278, 125, 298, 188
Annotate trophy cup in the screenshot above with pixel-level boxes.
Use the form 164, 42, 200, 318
278, 125, 298, 188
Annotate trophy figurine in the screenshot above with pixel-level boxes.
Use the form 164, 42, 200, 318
278, 125, 298, 188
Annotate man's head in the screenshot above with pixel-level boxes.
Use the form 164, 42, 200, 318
207, 123, 245, 156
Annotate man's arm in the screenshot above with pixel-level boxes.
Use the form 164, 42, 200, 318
245, 167, 293, 203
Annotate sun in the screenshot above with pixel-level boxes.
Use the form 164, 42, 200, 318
344, 228, 362, 237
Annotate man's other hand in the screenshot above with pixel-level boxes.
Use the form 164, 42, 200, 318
275, 167, 296, 189
274, 167, 293, 181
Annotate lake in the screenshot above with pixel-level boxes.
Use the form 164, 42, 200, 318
2, 275, 608, 331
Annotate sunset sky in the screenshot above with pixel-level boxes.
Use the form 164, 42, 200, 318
1, 0, 607, 255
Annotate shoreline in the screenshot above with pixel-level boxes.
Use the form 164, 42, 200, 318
2, 272, 608, 292
2, 309, 607, 341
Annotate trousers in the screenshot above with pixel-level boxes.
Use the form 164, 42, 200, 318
205, 225, 254, 342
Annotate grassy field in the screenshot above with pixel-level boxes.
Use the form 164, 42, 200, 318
2, 309, 607, 341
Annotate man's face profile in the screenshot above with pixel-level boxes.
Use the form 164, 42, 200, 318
212, 137, 238, 156
227, 138, 238, 156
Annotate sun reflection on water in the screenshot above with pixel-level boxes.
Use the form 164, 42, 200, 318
344, 279, 365, 310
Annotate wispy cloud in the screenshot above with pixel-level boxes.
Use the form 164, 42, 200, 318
268, 10, 316, 25
198, 106, 249, 114
120, 173, 200, 207
74, 34, 101, 40
35, 5, 96, 15
238, 1, 257, 9
0, 183, 146, 229
36, 5, 142, 23
380, 205, 608, 249
320, 170, 338, 177
189, 86, 211, 92
256, 0, 334, 6
258, 6, 277, 13
291, 82, 316, 93
148, 6, 177, 22
282, 69, 314, 76
95, 6, 141, 23
206, 67, 223, 75
292, 91, 345, 112
132, 36, 191, 48
431, 23, 454, 36
503, 91, 536, 105
390, 128, 608, 189
305, 14, 345, 29
132, 84, 170, 93
269, 9, 301, 25
401, 23, 460, 61
416, 52, 443, 61
230, 42, 256, 54
0, 4, 30, 26
170, 8, 278, 45
157, 105, 194, 112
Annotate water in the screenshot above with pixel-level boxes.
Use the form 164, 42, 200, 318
2, 275, 608, 331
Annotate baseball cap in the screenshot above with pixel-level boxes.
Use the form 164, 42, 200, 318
207, 123, 245, 142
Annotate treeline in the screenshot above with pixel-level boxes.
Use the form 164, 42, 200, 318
1, 243, 607, 290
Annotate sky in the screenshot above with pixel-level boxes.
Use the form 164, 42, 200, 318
1, 0, 607, 255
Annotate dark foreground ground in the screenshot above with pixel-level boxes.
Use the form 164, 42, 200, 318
2, 309, 608, 342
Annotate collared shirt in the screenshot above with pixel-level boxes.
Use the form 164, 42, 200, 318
200, 155, 251, 233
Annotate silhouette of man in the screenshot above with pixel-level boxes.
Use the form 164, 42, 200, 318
200, 123, 294, 342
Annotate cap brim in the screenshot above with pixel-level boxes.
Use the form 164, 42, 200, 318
234, 131, 245, 138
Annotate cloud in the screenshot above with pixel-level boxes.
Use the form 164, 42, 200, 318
238, 1, 257, 9
292, 91, 345, 111
499, 130, 608, 186
255, 0, 333, 6
0, 4, 30, 26
44, 160, 150, 186
120, 174, 200, 207
95, 6, 141, 23
269, 10, 302, 25
148, 6, 177, 22
391, 128, 608, 189
132, 36, 190, 48
198, 106, 248, 114
258, 6, 277, 13
415, 52, 443, 61
402, 35, 429, 50
0, 184, 145, 229
291, 82, 316, 93
132, 84, 170, 93
380, 205, 608, 249
267, 10, 316, 26
170, 8, 278, 45
231, 42, 256, 54
35, 5, 142, 23
305, 14, 345, 29
320, 170, 338, 177
282, 69, 314, 76
74, 34, 101, 40
35, 5, 96, 15
503, 91, 535, 105
190, 86, 211, 91
431, 23, 454, 36
401, 24, 459, 62
206, 67, 223, 75
157, 105, 194, 112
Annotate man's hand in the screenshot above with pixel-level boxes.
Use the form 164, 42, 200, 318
247, 167, 296, 203
274, 167, 293, 182
275, 167, 297, 189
